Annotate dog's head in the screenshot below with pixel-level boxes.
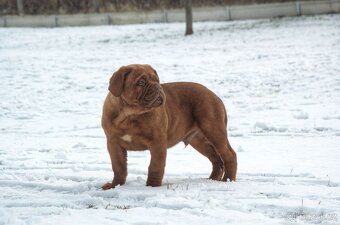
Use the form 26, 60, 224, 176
108, 64, 165, 108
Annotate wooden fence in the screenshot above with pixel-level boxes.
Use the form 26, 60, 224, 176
0, 0, 339, 27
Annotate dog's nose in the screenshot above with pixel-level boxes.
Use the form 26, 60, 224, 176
154, 96, 163, 106
152, 84, 161, 92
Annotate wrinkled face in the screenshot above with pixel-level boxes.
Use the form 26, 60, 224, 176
108, 64, 165, 108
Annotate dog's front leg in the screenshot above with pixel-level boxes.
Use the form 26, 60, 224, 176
146, 143, 167, 187
102, 141, 127, 190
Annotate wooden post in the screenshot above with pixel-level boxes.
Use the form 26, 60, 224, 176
16, 0, 24, 15
93, 0, 100, 13
185, 0, 193, 35
52, 0, 59, 15
296, 0, 301, 16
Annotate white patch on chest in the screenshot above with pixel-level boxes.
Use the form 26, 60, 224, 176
120, 134, 132, 142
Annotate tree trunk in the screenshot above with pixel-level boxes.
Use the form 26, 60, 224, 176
185, 0, 193, 35
93, 0, 100, 13
16, 0, 24, 15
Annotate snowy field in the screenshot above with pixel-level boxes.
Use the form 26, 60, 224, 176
1, 14, 340, 225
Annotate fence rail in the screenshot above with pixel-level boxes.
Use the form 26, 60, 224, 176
0, 0, 339, 27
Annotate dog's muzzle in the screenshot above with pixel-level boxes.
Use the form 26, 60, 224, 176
141, 84, 164, 108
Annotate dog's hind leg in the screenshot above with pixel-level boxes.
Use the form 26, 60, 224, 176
193, 97, 237, 182
189, 130, 224, 181
198, 122, 237, 182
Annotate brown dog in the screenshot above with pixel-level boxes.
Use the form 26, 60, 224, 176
101, 64, 237, 189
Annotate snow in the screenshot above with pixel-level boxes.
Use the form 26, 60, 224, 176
1, 14, 340, 224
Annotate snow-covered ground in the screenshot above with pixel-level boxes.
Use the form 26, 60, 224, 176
1, 14, 340, 225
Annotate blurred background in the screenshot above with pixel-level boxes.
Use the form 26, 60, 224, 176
1, 0, 339, 224
1, 0, 313, 15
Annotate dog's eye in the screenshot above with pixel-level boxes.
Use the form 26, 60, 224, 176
138, 79, 146, 87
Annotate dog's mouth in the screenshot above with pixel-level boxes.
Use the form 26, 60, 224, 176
150, 95, 163, 107
143, 93, 164, 108
139, 84, 164, 108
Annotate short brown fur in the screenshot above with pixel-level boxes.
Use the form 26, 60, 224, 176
101, 64, 237, 189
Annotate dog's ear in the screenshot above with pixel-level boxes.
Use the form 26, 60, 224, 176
109, 66, 130, 97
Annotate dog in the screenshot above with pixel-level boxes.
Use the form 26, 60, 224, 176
101, 64, 237, 189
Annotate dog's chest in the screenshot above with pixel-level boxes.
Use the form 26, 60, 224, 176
114, 117, 151, 150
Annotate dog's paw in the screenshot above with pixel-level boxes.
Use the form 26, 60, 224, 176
101, 182, 114, 190
146, 179, 162, 187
